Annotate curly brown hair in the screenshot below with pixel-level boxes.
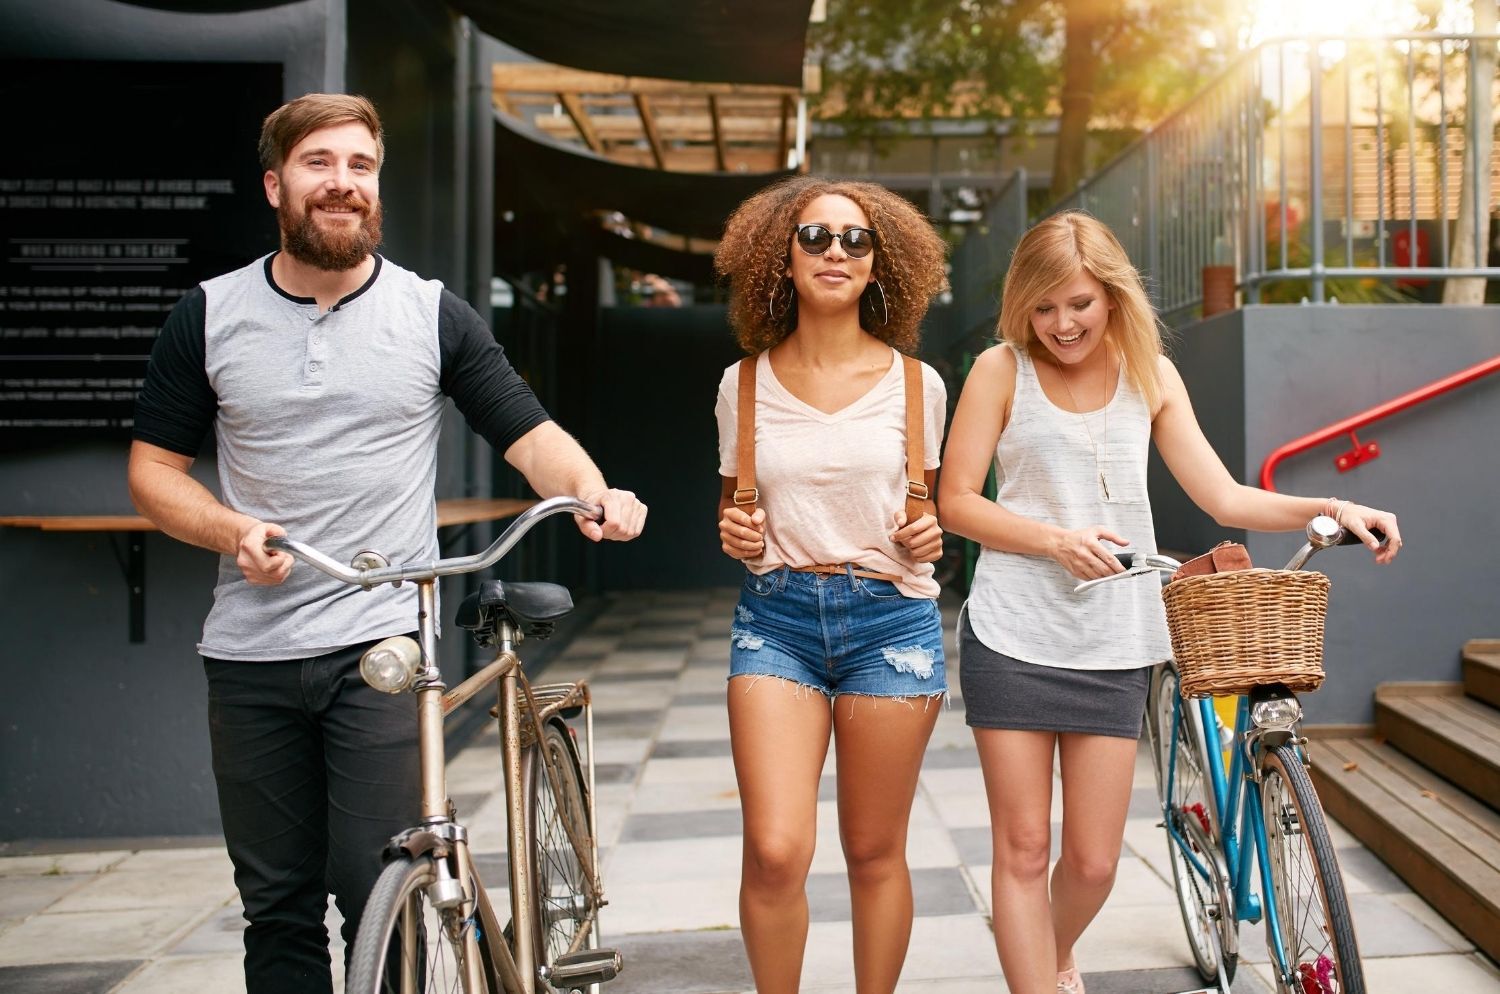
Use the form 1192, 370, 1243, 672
714, 176, 949, 355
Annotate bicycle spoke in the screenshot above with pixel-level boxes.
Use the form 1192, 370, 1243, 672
1260, 746, 1362, 994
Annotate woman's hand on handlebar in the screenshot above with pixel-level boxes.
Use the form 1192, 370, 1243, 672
1340, 503, 1402, 565
241, 520, 293, 585
577, 488, 647, 542
1048, 525, 1132, 581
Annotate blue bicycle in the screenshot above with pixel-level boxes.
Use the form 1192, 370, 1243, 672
1083, 516, 1373, 994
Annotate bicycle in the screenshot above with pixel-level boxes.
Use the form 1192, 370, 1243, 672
1077, 515, 1380, 994
266, 496, 622, 994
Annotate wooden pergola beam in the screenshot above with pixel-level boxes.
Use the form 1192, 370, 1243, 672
633, 93, 666, 170
494, 63, 797, 99
558, 92, 602, 154
708, 94, 727, 172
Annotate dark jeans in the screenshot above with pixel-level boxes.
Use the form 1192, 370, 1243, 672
205, 638, 419, 994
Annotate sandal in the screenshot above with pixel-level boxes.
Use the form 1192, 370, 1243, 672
1057, 965, 1086, 994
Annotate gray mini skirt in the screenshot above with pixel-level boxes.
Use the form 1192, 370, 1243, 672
958, 612, 1150, 739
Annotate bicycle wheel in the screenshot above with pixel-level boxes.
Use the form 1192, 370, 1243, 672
347, 854, 498, 994
1150, 663, 1237, 984
525, 719, 598, 974
1260, 744, 1364, 994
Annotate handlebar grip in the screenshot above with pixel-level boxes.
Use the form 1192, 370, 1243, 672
1338, 526, 1386, 547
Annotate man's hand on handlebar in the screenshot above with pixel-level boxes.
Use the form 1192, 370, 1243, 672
579, 489, 648, 543
238, 520, 293, 585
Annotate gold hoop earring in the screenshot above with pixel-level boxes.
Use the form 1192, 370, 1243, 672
768, 277, 795, 320
866, 280, 889, 326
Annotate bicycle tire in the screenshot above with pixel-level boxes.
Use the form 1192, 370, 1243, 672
1150, 663, 1238, 984
347, 853, 499, 994
1260, 744, 1364, 994
524, 719, 599, 978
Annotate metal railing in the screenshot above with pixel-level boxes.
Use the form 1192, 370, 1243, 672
946, 33, 1499, 329
941, 168, 1028, 349
1259, 353, 1500, 491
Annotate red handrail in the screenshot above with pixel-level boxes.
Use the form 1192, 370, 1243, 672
1260, 353, 1500, 491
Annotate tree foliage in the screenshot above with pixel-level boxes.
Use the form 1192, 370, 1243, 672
813, 0, 1248, 200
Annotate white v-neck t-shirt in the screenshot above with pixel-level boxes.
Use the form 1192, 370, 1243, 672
715, 348, 946, 599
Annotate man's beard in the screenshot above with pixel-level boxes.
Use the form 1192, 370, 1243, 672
278, 191, 383, 272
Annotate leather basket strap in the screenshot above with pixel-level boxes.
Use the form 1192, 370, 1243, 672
734, 355, 759, 514
901, 354, 933, 522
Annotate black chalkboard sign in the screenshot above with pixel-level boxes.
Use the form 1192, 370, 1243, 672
1, 60, 281, 448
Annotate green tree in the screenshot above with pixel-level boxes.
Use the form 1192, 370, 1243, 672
813, 0, 1247, 201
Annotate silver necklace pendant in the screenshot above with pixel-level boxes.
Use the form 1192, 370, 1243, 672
1099, 471, 1110, 501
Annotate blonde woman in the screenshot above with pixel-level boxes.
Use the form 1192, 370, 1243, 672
713, 176, 950, 994
937, 212, 1401, 994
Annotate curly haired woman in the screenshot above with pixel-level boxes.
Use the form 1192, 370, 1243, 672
712, 176, 950, 993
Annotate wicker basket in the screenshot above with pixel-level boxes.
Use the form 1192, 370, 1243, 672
1161, 568, 1330, 698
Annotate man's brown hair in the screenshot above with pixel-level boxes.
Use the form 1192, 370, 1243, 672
258, 93, 384, 173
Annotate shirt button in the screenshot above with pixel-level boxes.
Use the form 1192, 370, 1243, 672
309, 362, 321, 372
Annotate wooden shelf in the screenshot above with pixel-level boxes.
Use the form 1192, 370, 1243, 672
0, 498, 537, 644
0, 498, 537, 533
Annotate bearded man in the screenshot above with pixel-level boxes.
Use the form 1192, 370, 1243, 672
127, 93, 646, 994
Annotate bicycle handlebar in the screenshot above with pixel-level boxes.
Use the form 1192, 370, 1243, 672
264, 496, 603, 589
1073, 515, 1386, 593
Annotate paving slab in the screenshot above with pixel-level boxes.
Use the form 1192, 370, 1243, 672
2, 589, 1496, 993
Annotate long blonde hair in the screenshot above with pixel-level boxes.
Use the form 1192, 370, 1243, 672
997, 212, 1166, 411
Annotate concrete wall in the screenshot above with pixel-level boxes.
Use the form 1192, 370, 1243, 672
0, 0, 489, 840
1151, 305, 1500, 725
586, 305, 748, 591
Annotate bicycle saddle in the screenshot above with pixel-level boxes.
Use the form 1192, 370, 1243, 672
456, 580, 573, 642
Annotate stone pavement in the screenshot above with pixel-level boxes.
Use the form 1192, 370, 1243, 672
2, 589, 1497, 993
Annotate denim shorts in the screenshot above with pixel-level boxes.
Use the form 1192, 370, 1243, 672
728, 566, 947, 699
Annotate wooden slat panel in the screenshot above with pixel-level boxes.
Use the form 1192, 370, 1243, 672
1319, 737, 1500, 869
1313, 737, 1500, 963
532, 114, 787, 143
493, 63, 797, 99
558, 92, 603, 154
1377, 694, 1500, 808
708, 94, 727, 172
1463, 650, 1500, 711
633, 94, 665, 170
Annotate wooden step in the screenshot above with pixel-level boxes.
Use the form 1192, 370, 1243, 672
1310, 737, 1500, 963
1464, 639, 1500, 711
1374, 686, 1500, 810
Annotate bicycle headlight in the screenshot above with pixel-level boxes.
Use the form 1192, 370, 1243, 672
1250, 695, 1303, 730
360, 636, 422, 694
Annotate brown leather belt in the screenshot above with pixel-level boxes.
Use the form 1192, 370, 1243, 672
787, 563, 902, 583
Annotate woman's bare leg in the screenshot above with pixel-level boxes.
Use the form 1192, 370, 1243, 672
832, 694, 942, 994
1051, 732, 1138, 974
974, 727, 1058, 994
729, 676, 833, 994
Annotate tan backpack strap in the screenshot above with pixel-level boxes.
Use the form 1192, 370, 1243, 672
902, 354, 933, 522
734, 355, 759, 514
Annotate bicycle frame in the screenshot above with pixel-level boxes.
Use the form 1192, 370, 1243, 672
1163, 690, 1301, 983
267, 496, 609, 994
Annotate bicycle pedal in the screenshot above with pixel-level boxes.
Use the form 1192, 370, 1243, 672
540, 948, 622, 989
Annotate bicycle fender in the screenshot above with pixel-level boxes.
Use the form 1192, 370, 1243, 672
382, 827, 450, 864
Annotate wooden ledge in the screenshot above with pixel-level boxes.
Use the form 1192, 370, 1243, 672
0, 498, 537, 533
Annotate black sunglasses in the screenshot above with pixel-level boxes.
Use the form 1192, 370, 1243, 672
794, 223, 877, 259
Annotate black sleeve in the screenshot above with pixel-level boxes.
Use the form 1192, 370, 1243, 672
132, 286, 216, 457
437, 289, 552, 453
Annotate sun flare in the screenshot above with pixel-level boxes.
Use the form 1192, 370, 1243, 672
1244, 0, 1474, 46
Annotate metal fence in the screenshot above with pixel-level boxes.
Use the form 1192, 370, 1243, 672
948, 33, 1499, 332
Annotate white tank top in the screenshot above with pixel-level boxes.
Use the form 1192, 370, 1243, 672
966, 346, 1171, 670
